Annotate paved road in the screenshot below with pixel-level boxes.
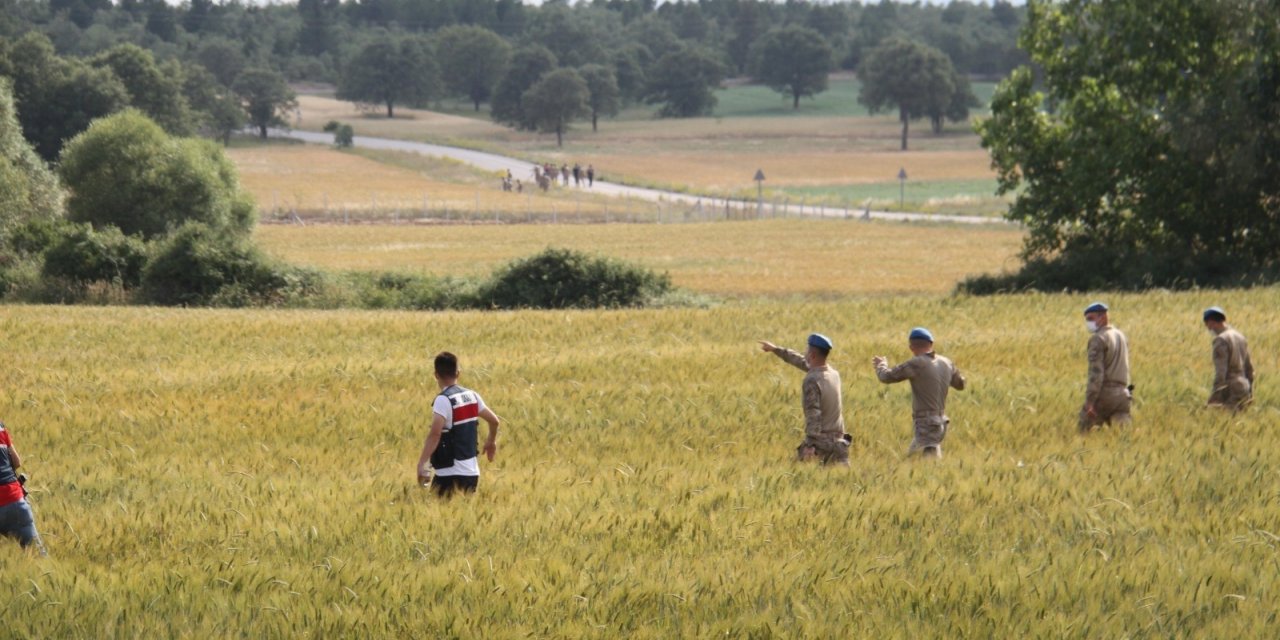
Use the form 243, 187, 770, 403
275, 129, 1010, 225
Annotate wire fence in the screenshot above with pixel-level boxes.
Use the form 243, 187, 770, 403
257, 190, 878, 226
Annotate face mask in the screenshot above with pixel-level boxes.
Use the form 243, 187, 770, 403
1085, 320, 1099, 333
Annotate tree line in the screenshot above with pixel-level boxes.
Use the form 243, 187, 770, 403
1, 0, 1024, 149
966, 0, 1280, 292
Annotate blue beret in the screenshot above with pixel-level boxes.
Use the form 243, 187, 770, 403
1083, 302, 1109, 315
908, 327, 934, 342
1203, 306, 1226, 322
808, 333, 833, 350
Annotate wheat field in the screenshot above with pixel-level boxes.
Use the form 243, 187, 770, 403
2, 283, 1277, 636
254, 219, 1025, 297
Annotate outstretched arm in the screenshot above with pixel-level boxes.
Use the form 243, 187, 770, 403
874, 357, 913, 383
760, 341, 807, 371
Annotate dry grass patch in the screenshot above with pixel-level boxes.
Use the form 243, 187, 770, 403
228, 144, 656, 219
295, 95, 996, 197
255, 219, 1023, 297
295, 95, 512, 144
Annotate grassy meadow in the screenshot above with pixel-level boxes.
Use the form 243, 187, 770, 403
2, 286, 1278, 637
288, 76, 1009, 214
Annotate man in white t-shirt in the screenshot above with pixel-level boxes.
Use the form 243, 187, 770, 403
416, 352, 502, 496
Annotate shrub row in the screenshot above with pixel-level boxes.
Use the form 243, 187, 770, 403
0, 220, 677, 310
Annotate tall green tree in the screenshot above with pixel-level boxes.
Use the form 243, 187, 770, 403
929, 68, 978, 134
58, 110, 255, 239
858, 38, 957, 150
643, 47, 725, 118
0, 34, 130, 161
610, 44, 649, 104
727, 0, 764, 74
337, 37, 439, 118
181, 65, 246, 146
749, 26, 834, 109
577, 63, 619, 132
297, 0, 339, 56
523, 4, 609, 68
232, 68, 297, 139
976, 0, 1280, 287
435, 25, 510, 111
521, 68, 589, 148
92, 44, 194, 135
490, 44, 558, 130
195, 39, 247, 88
0, 78, 64, 234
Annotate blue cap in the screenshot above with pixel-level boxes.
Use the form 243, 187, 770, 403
1084, 302, 1108, 315
808, 333, 833, 350
908, 327, 934, 342
1203, 306, 1226, 322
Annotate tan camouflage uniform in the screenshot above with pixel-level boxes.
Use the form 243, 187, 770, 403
875, 353, 966, 456
1080, 325, 1132, 430
772, 347, 849, 465
1208, 325, 1254, 411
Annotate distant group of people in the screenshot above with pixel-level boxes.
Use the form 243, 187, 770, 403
760, 302, 1255, 465
529, 162, 595, 192
501, 171, 523, 193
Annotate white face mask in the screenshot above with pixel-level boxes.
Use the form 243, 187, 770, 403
1085, 320, 1099, 333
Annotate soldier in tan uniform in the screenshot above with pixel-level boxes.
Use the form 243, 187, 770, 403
1080, 302, 1132, 432
1203, 306, 1254, 411
759, 333, 850, 465
873, 327, 965, 459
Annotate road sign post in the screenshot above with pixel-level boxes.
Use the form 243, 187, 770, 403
754, 169, 766, 218
897, 167, 907, 209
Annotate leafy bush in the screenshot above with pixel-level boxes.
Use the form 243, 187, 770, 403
334, 271, 475, 310
323, 120, 353, 148
141, 222, 289, 306
41, 223, 147, 288
58, 110, 255, 240
7, 217, 72, 257
0, 78, 65, 235
0, 254, 39, 299
480, 247, 671, 309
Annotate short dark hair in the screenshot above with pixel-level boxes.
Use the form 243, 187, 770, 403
810, 345, 830, 358
434, 351, 459, 378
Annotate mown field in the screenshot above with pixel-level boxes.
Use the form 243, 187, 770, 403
290, 76, 1008, 214
254, 219, 1024, 297
228, 143, 662, 221
2, 284, 1278, 637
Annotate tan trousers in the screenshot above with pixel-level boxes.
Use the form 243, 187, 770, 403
908, 416, 948, 457
1080, 386, 1132, 430
1208, 377, 1252, 411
